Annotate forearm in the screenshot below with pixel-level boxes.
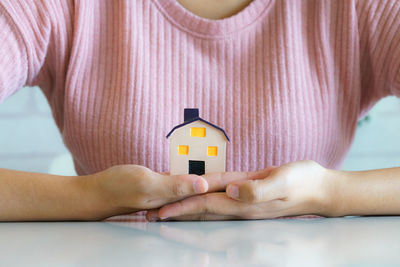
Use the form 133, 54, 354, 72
0, 168, 102, 221
326, 167, 400, 216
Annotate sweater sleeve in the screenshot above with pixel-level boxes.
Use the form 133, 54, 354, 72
356, 0, 400, 103
0, 0, 52, 103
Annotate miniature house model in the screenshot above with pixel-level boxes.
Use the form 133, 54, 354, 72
166, 109, 229, 175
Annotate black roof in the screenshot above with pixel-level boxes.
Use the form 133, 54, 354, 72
166, 117, 230, 141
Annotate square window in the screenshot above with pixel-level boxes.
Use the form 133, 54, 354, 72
207, 146, 218, 156
190, 127, 206, 137
178, 145, 189, 155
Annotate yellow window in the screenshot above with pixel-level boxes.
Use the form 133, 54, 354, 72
207, 146, 218, 156
190, 127, 206, 137
178, 145, 189, 155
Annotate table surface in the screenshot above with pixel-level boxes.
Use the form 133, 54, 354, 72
1, 215, 400, 267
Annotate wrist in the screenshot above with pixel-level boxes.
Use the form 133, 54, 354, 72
320, 168, 351, 217
72, 173, 115, 220
309, 165, 333, 216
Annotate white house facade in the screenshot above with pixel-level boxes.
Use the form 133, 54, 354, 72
167, 109, 229, 175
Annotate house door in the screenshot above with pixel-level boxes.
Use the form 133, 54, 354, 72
188, 160, 205, 175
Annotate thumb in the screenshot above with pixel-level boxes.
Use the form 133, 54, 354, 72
226, 170, 282, 203
201, 166, 278, 193
160, 174, 209, 199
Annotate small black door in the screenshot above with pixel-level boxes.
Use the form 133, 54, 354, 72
188, 160, 205, 175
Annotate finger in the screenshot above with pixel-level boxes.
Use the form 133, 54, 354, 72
158, 193, 249, 219
161, 214, 239, 221
146, 208, 236, 222
226, 174, 284, 203
203, 166, 277, 192
249, 166, 278, 180
159, 174, 209, 199
146, 209, 160, 222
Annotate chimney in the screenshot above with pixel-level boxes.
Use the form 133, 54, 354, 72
184, 108, 199, 122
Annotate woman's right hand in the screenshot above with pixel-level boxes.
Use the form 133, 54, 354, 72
86, 165, 254, 220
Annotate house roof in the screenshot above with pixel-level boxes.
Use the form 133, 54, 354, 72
166, 117, 230, 142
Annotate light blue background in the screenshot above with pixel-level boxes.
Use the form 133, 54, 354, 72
0, 86, 399, 176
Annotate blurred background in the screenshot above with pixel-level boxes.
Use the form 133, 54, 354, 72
1, 86, 400, 176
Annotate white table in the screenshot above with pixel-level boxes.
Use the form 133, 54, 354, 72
1, 216, 399, 266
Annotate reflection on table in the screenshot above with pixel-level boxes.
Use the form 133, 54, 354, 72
1, 215, 399, 266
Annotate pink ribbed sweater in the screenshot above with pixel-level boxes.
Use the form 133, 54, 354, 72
0, 0, 400, 175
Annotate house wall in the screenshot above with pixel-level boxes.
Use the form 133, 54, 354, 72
341, 96, 400, 171
169, 121, 227, 175
0, 86, 75, 175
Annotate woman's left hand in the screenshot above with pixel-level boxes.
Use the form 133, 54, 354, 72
146, 160, 334, 221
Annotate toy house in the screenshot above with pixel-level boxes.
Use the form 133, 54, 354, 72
166, 109, 229, 175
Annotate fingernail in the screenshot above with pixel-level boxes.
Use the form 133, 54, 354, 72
148, 216, 159, 222
193, 179, 206, 193
160, 216, 168, 220
227, 185, 239, 199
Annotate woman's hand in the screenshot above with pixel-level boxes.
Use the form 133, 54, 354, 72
86, 165, 255, 220
147, 160, 332, 221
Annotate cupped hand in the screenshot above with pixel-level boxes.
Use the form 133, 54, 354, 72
147, 160, 331, 221
90, 165, 257, 219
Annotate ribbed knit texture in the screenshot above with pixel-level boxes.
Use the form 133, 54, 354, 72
1, 0, 400, 175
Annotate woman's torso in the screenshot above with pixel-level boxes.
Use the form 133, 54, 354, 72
37, 0, 373, 175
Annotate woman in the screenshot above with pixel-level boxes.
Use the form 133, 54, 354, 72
0, 0, 399, 221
